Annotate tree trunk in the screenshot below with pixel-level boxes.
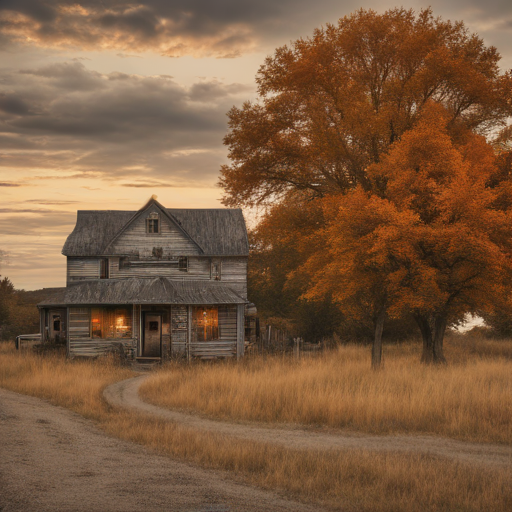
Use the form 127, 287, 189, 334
372, 309, 386, 369
414, 314, 434, 364
432, 315, 447, 364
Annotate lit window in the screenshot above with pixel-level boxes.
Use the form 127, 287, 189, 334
192, 306, 219, 342
91, 308, 132, 339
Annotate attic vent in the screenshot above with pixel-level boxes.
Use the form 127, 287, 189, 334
147, 212, 160, 234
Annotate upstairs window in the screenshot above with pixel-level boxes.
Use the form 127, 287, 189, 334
100, 259, 109, 279
211, 260, 221, 280
179, 256, 188, 272
146, 212, 160, 234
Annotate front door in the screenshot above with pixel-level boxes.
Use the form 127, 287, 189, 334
49, 309, 66, 344
142, 313, 162, 357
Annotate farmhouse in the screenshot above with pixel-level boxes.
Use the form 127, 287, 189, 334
37, 197, 249, 360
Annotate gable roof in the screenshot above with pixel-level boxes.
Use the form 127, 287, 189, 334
103, 197, 204, 255
62, 200, 249, 257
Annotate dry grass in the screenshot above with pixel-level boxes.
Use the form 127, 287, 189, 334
1, 341, 511, 511
140, 335, 512, 444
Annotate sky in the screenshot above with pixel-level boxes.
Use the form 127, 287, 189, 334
0, 0, 511, 290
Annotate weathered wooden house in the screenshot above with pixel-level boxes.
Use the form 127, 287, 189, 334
38, 197, 249, 360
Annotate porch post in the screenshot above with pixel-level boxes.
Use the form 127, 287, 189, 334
187, 306, 192, 362
237, 304, 245, 360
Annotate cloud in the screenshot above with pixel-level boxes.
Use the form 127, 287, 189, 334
116, 53, 142, 58
121, 182, 176, 188
0, 208, 70, 213
0, 61, 254, 186
0, 0, 263, 57
25, 199, 78, 204
0, 1, 511, 62
0, 182, 22, 187
0, 211, 74, 236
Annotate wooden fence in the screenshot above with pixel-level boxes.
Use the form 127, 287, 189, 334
245, 323, 324, 357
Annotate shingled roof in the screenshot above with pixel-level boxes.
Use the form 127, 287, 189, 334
38, 278, 246, 306
62, 200, 249, 257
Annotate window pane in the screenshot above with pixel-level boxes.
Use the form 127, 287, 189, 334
192, 306, 219, 342
147, 219, 159, 233
92, 307, 132, 338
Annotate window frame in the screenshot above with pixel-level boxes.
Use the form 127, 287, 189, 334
146, 212, 160, 234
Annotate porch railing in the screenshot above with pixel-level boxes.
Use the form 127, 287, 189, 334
15, 334, 42, 350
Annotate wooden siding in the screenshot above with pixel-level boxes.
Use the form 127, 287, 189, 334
110, 204, 200, 258
190, 305, 237, 358
171, 305, 188, 355
237, 304, 245, 359
220, 257, 248, 299
219, 305, 237, 342
133, 304, 141, 355
65, 303, 239, 359
67, 258, 100, 284
68, 306, 136, 358
189, 341, 236, 358
110, 256, 210, 280
69, 338, 135, 358
69, 307, 90, 339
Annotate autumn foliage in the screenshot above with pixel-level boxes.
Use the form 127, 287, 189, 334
220, 8, 512, 366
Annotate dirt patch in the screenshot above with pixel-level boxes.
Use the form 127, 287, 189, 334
0, 387, 324, 512
104, 375, 512, 469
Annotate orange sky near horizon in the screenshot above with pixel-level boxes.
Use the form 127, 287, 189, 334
0, 0, 511, 290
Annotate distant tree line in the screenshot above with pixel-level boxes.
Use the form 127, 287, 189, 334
0, 276, 41, 341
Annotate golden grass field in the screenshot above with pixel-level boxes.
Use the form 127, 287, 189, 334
1, 336, 511, 512
141, 335, 512, 444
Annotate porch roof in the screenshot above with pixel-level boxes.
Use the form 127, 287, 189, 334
38, 278, 246, 306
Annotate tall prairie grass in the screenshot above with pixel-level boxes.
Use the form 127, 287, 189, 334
140, 335, 512, 444
1, 341, 511, 511
0, 343, 133, 419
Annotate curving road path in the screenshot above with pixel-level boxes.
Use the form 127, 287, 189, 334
0, 387, 325, 512
104, 375, 512, 468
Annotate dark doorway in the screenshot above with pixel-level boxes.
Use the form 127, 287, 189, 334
49, 309, 66, 344
142, 313, 162, 357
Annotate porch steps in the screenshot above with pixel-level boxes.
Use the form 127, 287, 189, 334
131, 357, 161, 371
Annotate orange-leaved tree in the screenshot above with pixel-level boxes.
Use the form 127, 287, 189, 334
297, 190, 435, 367
300, 103, 512, 366
219, 8, 512, 364
220, 8, 512, 207
371, 103, 512, 363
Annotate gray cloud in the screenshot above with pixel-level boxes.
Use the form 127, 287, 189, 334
0, 1, 511, 62
0, 93, 32, 115
0, 212, 74, 236
0, 182, 22, 187
0, 62, 254, 186
0, 208, 72, 213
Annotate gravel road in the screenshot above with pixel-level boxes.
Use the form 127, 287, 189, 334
0, 387, 324, 512
105, 375, 512, 469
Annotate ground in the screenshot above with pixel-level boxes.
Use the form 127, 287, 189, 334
0, 387, 323, 512
105, 375, 512, 468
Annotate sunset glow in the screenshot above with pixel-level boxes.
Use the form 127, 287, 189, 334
0, 0, 511, 289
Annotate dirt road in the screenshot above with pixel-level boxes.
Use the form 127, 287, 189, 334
0, 387, 324, 512
105, 375, 512, 469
